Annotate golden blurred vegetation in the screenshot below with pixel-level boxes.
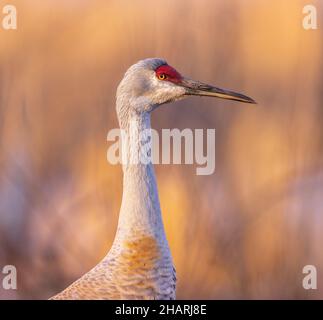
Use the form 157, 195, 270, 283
0, 0, 322, 299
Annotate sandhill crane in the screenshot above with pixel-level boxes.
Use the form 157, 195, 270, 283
51, 58, 255, 300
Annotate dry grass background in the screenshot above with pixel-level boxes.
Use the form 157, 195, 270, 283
0, 0, 322, 299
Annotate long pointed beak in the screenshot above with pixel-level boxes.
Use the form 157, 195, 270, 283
181, 78, 256, 104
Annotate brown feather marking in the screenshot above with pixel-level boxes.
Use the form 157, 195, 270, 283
121, 235, 160, 274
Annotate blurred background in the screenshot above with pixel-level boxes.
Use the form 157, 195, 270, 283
0, 0, 322, 299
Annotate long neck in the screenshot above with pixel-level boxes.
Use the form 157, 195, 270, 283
101, 96, 175, 300
114, 112, 167, 244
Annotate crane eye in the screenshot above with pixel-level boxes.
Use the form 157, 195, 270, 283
157, 73, 167, 80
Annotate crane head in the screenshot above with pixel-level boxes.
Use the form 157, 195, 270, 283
116, 58, 256, 115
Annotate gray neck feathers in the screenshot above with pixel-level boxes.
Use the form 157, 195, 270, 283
114, 102, 167, 245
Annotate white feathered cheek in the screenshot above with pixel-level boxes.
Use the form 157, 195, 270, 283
150, 80, 186, 105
